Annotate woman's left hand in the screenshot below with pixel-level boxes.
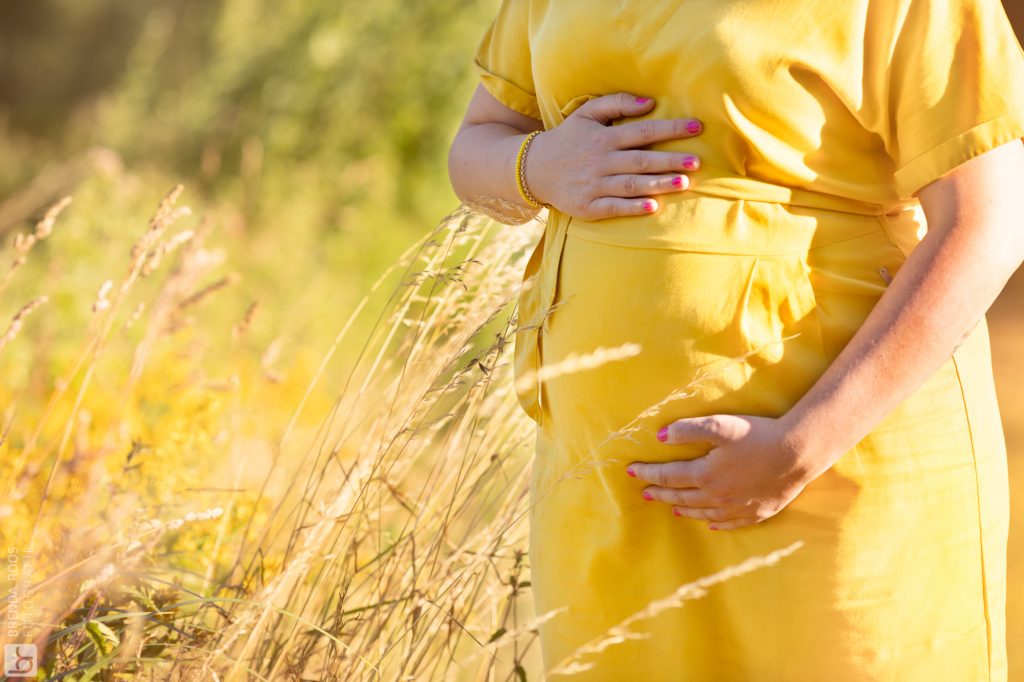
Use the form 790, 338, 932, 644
625, 414, 827, 531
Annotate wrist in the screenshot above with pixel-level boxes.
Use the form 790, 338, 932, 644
521, 130, 552, 208
775, 406, 842, 483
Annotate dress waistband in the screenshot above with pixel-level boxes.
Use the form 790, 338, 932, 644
678, 174, 895, 216
564, 174, 915, 255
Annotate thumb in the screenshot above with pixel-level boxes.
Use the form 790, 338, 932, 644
578, 92, 655, 125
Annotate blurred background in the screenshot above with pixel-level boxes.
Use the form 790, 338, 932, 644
0, 0, 499, 357
0, 0, 1022, 679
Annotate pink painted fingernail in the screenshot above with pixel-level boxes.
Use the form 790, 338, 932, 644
642, 199, 657, 213
657, 426, 668, 442
686, 119, 702, 134
683, 156, 700, 170
671, 175, 686, 188
626, 466, 636, 477
672, 507, 682, 516
642, 490, 654, 501
709, 526, 719, 531
636, 96, 651, 104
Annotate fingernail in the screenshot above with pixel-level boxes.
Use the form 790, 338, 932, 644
642, 490, 654, 501
642, 199, 657, 213
636, 96, 651, 104
657, 426, 668, 442
671, 175, 686, 188
709, 525, 719, 531
683, 155, 700, 171
672, 507, 682, 516
626, 466, 636, 477
686, 119, 702, 134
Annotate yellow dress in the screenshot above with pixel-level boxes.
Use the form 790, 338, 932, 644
473, 1, 1024, 679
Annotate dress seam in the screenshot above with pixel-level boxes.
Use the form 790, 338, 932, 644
949, 351, 993, 681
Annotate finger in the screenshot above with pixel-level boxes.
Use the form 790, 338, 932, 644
605, 149, 701, 175
627, 458, 707, 488
643, 485, 715, 507
584, 196, 661, 220
669, 505, 733, 522
660, 415, 748, 446
578, 92, 657, 125
611, 117, 703, 149
600, 173, 690, 198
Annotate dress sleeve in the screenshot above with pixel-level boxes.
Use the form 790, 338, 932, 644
880, 0, 1024, 198
472, 0, 542, 120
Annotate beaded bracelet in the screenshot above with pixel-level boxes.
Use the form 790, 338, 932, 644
515, 130, 549, 210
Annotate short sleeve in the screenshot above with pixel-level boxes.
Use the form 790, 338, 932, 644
880, 0, 1024, 198
472, 0, 542, 120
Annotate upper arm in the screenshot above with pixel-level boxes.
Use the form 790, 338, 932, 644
457, 83, 544, 136
915, 137, 1024, 268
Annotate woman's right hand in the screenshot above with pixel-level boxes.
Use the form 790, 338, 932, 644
524, 92, 703, 220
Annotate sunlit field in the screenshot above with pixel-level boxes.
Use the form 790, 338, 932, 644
1, 1, 1023, 680
0, 184, 555, 679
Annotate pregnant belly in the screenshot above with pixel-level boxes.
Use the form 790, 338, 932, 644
536, 211, 909, 467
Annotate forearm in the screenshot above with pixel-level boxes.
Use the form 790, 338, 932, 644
779, 180, 1024, 479
448, 122, 540, 225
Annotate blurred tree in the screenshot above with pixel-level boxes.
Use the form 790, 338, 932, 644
0, 1, 151, 135
0, 0, 496, 229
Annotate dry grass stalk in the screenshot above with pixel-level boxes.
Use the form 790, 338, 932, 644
0, 295, 48, 354
92, 279, 114, 312
0, 147, 119, 234
232, 300, 261, 342
0, 195, 71, 298
513, 341, 643, 396
6, 184, 198, 556
184, 207, 544, 680
4, 192, 820, 681
546, 540, 805, 677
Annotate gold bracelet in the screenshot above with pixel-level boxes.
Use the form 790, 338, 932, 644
515, 130, 548, 209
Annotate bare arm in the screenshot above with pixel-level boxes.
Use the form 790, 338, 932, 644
780, 138, 1024, 477
448, 87, 704, 224
448, 84, 546, 225
628, 138, 1024, 531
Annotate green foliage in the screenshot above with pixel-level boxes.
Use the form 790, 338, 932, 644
0, 0, 496, 217
0, 0, 506, 370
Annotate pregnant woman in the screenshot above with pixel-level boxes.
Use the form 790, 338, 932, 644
448, 0, 1024, 679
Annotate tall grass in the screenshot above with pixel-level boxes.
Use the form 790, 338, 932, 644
0, 186, 799, 681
